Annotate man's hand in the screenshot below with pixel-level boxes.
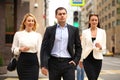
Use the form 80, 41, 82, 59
41, 67, 48, 76
69, 60, 76, 66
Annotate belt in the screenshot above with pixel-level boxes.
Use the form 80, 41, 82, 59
50, 56, 72, 62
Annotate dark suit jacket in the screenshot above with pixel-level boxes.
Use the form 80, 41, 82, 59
40, 24, 82, 68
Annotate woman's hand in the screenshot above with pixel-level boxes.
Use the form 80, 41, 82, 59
95, 43, 102, 50
19, 46, 30, 52
79, 61, 83, 68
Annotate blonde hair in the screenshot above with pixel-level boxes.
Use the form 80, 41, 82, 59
19, 13, 38, 31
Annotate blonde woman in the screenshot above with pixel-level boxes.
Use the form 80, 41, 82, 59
11, 13, 42, 80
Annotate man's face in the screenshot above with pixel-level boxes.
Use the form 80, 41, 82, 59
55, 9, 67, 24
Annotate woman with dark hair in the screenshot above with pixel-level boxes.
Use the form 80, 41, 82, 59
80, 14, 106, 80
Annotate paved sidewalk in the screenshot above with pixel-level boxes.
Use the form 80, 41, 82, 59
0, 69, 103, 80
0, 69, 48, 80
0, 69, 47, 78
1, 55, 120, 80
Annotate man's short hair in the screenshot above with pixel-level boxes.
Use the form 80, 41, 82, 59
55, 7, 67, 15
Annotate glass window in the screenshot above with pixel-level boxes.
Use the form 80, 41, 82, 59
112, 0, 115, 6
108, 3, 111, 9
112, 21, 116, 27
108, 23, 111, 29
105, 15, 107, 20
117, 8, 120, 14
105, 6, 107, 11
102, 17, 104, 22
5, 0, 15, 44
108, 13, 111, 19
117, 0, 120, 4
5, 3, 14, 32
112, 10, 115, 17
117, 19, 120, 25
105, 25, 107, 30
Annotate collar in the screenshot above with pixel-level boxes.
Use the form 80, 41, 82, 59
57, 23, 67, 28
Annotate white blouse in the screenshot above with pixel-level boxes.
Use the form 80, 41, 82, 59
11, 30, 42, 64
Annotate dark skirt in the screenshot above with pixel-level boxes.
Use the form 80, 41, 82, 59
83, 51, 102, 80
17, 52, 39, 80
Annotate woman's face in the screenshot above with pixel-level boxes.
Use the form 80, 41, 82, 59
24, 16, 35, 30
89, 15, 98, 28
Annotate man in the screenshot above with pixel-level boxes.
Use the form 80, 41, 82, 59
40, 7, 82, 80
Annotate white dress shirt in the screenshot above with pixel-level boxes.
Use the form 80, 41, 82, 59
51, 24, 71, 58
11, 30, 42, 64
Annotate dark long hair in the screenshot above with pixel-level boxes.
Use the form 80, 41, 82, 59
88, 14, 100, 28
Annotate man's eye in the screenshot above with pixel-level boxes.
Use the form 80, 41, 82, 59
58, 13, 66, 15
63, 13, 66, 15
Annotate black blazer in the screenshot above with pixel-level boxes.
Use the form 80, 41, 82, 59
40, 24, 82, 68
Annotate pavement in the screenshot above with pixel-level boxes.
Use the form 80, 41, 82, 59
1, 54, 120, 80
0, 69, 48, 80
0, 69, 103, 80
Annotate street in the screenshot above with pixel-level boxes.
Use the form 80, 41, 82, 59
0, 56, 120, 80
99, 56, 120, 80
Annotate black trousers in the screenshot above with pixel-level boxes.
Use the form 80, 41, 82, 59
48, 56, 75, 80
17, 52, 39, 80
83, 52, 102, 80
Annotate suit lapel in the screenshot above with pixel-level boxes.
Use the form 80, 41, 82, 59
95, 28, 100, 42
52, 24, 57, 39
67, 25, 72, 45
88, 29, 93, 44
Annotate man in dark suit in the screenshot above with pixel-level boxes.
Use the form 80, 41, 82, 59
40, 7, 82, 80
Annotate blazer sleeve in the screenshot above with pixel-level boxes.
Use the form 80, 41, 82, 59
80, 31, 86, 62
40, 27, 51, 68
73, 27, 82, 65
101, 30, 106, 51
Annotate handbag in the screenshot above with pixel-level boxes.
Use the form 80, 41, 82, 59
7, 55, 17, 71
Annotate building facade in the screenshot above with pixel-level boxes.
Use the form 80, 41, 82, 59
80, 0, 97, 30
97, 0, 120, 54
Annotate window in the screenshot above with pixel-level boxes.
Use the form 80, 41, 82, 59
108, 3, 111, 9
105, 15, 107, 20
105, 6, 107, 11
5, 0, 15, 44
117, 19, 120, 25
112, 10, 115, 17
117, 0, 120, 4
105, 25, 107, 30
108, 13, 111, 19
108, 23, 111, 29
117, 8, 120, 14
112, 0, 115, 6
102, 17, 104, 22
112, 21, 116, 27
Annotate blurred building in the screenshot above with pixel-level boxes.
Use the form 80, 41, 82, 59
80, 0, 97, 30
0, 0, 45, 65
97, 0, 120, 54
80, 0, 120, 54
